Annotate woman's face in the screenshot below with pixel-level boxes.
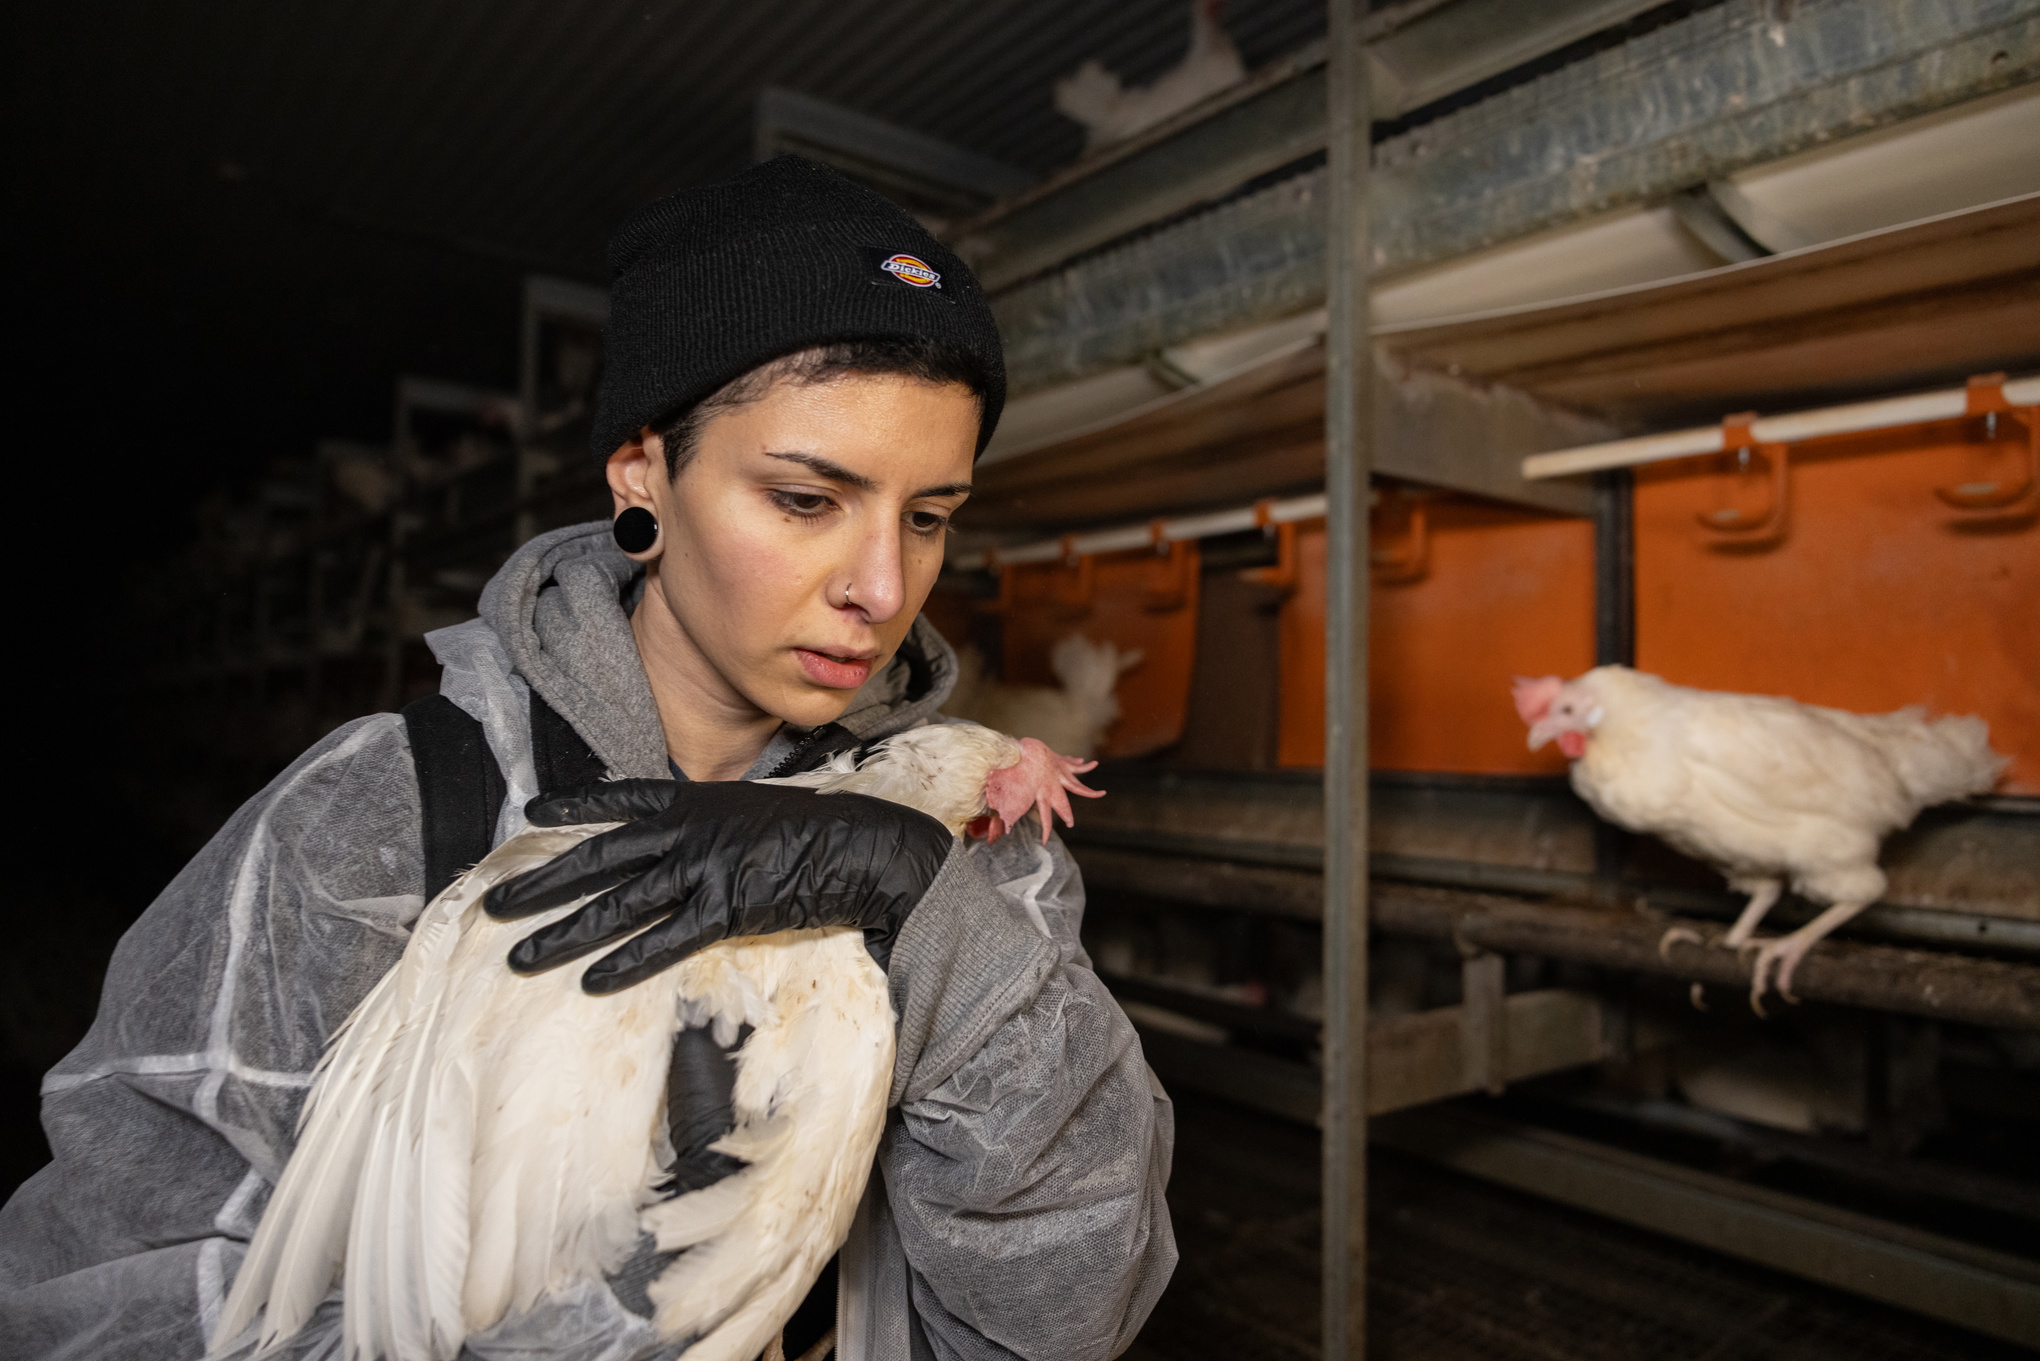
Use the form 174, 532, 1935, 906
609, 372, 977, 731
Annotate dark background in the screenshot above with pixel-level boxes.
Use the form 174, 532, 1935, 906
2, 0, 1336, 1198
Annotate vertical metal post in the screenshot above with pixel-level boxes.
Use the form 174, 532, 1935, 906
1593, 468, 1635, 668
1592, 467, 1635, 894
1322, 0, 1372, 1355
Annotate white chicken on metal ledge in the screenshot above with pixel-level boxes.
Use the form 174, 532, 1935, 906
1514, 665, 2006, 1012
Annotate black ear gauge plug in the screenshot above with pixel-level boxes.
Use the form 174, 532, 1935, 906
613, 506, 659, 554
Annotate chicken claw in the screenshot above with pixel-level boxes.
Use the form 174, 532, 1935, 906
1657, 925, 1705, 961
1654, 919, 1808, 1015
980, 737, 1105, 844
1741, 901, 1866, 1015
1746, 936, 1810, 1017
1656, 929, 1717, 1009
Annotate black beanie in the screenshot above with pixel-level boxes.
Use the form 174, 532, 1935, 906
591, 155, 1006, 461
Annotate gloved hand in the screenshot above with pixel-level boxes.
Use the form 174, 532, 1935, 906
483, 779, 953, 993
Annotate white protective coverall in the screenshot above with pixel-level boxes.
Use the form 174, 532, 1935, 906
0, 521, 1177, 1360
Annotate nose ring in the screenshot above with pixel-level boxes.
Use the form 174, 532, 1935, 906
842, 582, 853, 608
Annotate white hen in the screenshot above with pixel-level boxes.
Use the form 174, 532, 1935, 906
214, 722, 1101, 1361
1514, 666, 2005, 1011
943, 634, 1141, 760
1053, 0, 1245, 151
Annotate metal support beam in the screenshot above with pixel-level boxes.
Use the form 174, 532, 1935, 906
1458, 953, 1508, 1096
1130, 1031, 2040, 1345
1591, 467, 1634, 892
754, 87, 1031, 218
1374, 1108, 2040, 1349
1592, 469, 1635, 668
1322, 1, 1371, 1353
1072, 828, 2040, 954
1078, 842, 2040, 1027
1372, 0, 2037, 270
992, 0, 2040, 394
1059, 767, 2040, 945
1130, 985, 1616, 1121
955, 0, 1676, 292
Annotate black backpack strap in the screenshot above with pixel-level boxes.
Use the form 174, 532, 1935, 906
764, 722, 866, 778
530, 691, 607, 793
402, 695, 508, 902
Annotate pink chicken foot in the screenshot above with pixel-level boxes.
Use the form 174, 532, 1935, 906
973, 737, 1105, 844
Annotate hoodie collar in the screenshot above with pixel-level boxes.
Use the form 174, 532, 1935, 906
478, 520, 959, 780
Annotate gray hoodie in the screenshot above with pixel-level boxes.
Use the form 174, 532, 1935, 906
0, 521, 1175, 1361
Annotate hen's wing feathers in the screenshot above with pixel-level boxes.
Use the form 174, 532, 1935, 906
216, 890, 477, 1356
1673, 694, 1910, 828
228, 724, 1045, 1360
639, 931, 892, 1361
215, 966, 403, 1354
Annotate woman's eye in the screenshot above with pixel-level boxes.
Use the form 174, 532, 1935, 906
906, 510, 950, 536
768, 490, 835, 518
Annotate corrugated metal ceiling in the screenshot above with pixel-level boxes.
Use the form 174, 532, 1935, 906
9, 0, 1329, 515
24, 0, 1327, 280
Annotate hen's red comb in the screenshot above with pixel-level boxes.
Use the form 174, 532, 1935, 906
1511, 675, 1564, 725
976, 737, 1105, 844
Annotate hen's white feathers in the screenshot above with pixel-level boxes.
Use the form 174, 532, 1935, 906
215, 723, 1026, 1361
1053, 0, 1244, 150
943, 635, 1138, 759
1562, 666, 2004, 898
637, 930, 892, 1361
1520, 666, 2005, 1007
793, 722, 1020, 830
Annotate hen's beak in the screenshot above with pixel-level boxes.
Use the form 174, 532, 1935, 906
1525, 716, 1560, 752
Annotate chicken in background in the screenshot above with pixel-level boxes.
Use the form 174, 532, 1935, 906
1053, 0, 1245, 152
1514, 666, 2005, 1012
944, 633, 1143, 760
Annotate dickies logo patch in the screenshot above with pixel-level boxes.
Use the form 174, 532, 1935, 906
878, 253, 941, 289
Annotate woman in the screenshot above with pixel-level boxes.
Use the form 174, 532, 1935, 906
1, 157, 1176, 1360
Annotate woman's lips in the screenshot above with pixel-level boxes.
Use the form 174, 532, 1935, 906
795, 648, 874, 689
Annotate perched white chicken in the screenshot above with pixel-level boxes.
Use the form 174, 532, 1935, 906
214, 723, 1101, 1361
1054, 0, 1245, 151
943, 633, 1141, 760
1514, 666, 2005, 1011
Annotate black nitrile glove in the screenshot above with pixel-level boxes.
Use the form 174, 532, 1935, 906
483, 779, 952, 993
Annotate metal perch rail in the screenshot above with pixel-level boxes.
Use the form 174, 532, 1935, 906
1521, 371, 2040, 485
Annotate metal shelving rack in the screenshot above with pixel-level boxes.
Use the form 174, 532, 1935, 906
937, 2, 2040, 1352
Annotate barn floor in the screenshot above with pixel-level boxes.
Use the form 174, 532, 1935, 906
1126, 1091, 2028, 1361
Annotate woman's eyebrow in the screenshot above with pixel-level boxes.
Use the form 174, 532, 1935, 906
764, 450, 877, 490
764, 452, 970, 500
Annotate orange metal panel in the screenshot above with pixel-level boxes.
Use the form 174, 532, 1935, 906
998, 540, 1202, 758
1276, 499, 1596, 772
917, 586, 981, 655
1636, 418, 2040, 794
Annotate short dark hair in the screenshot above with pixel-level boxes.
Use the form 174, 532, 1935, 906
653, 335, 988, 479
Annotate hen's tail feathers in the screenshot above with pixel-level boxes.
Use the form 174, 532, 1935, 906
1864, 709, 2007, 811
